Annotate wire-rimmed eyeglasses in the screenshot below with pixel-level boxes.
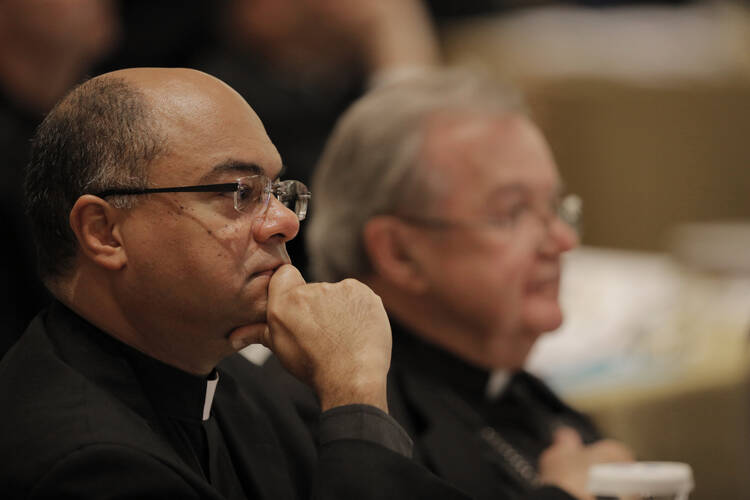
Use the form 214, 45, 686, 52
397, 194, 582, 234
94, 175, 311, 221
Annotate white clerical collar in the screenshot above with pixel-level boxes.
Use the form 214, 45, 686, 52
202, 372, 219, 421
485, 370, 511, 401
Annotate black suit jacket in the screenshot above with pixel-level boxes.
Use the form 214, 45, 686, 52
262, 335, 589, 500
387, 325, 601, 500
0, 303, 467, 499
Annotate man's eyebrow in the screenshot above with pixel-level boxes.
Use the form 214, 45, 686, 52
487, 183, 527, 200
198, 160, 265, 183
488, 182, 565, 201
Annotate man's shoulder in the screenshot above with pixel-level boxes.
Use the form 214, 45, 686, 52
0, 318, 193, 496
9, 441, 207, 499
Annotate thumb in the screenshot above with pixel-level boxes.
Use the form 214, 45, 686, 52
228, 323, 270, 351
268, 264, 306, 301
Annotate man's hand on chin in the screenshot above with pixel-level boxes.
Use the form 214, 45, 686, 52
254, 264, 392, 412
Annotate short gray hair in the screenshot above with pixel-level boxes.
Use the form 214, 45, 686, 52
307, 70, 525, 282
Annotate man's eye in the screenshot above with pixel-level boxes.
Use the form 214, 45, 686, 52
506, 202, 530, 223
484, 203, 528, 228
236, 185, 250, 201
237, 183, 261, 202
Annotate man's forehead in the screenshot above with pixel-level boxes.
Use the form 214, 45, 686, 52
196, 160, 285, 183
149, 150, 282, 186
421, 112, 560, 201
146, 134, 281, 186
423, 112, 526, 156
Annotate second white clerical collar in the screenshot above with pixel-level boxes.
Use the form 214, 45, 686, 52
485, 370, 511, 401
202, 372, 219, 421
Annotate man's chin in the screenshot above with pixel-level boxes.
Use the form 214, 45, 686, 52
523, 300, 563, 334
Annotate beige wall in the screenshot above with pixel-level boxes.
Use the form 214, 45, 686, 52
442, 4, 750, 251
527, 79, 750, 251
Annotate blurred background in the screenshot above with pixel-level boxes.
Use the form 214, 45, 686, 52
0, 1, 748, 498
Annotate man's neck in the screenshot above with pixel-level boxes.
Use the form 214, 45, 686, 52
55, 270, 223, 376
371, 279, 531, 371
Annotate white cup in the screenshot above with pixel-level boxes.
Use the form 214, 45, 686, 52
587, 462, 694, 500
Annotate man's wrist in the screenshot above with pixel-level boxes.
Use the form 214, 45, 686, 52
317, 377, 388, 413
319, 404, 413, 458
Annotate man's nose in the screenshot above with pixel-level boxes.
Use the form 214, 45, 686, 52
539, 215, 579, 256
253, 196, 300, 243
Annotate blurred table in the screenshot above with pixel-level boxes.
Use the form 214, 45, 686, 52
569, 350, 750, 500
526, 246, 750, 500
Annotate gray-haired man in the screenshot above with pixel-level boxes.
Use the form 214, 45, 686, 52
303, 71, 633, 500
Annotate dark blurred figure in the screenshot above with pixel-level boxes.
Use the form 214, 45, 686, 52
93, 0, 216, 71
0, 0, 120, 357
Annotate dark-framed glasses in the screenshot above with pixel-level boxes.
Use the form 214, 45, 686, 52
94, 175, 311, 221
398, 193, 583, 234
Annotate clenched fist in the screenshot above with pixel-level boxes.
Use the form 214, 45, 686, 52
261, 264, 392, 412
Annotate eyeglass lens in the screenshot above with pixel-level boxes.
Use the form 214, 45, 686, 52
557, 194, 582, 231
234, 176, 310, 221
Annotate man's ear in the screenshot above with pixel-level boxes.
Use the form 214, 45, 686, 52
363, 216, 428, 294
69, 195, 127, 271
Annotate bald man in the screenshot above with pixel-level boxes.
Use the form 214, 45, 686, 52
0, 68, 465, 499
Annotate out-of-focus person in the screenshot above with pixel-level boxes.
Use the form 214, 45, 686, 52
0, 0, 121, 357
299, 70, 634, 500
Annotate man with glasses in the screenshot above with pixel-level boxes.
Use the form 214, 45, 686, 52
0, 67, 467, 498
300, 71, 633, 500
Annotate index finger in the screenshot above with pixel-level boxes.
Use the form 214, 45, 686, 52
551, 427, 583, 449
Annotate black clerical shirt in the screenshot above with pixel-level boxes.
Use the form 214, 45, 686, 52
387, 320, 600, 500
107, 335, 244, 496
390, 324, 600, 462
0, 301, 420, 499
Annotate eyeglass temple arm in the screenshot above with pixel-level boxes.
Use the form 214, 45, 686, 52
94, 183, 238, 198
